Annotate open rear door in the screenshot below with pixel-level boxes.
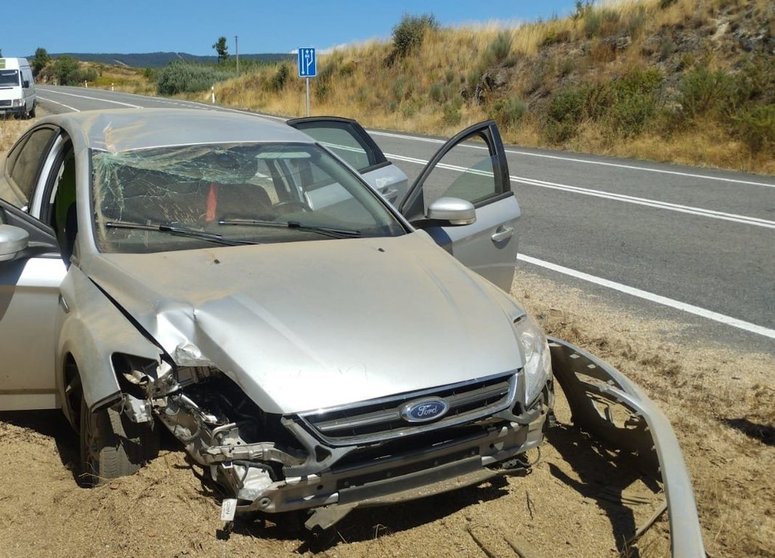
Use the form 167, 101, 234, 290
287, 117, 408, 205
399, 121, 520, 292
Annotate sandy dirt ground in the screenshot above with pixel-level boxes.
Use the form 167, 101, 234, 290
0, 266, 772, 558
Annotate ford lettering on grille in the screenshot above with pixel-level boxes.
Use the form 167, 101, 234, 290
400, 399, 449, 423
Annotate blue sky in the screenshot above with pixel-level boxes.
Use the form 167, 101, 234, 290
1, 1, 580, 57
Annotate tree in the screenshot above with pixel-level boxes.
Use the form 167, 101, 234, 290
212, 37, 228, 63
52, 56, 80, 85
32, 48, 51, 75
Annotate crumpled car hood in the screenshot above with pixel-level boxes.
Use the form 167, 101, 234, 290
84, 231, 524, 414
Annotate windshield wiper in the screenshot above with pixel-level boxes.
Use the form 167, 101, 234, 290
105, 220, 256, 246
218, 218, 361, 239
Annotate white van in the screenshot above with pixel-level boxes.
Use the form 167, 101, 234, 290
0, 58, 36, 119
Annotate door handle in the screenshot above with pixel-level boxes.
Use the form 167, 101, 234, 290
491, 226, 514, 243
58, 294, 70, 314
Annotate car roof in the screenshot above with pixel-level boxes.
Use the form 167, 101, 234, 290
38, 108, 313, 153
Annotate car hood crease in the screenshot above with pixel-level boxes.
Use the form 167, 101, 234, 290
82, 232, 524, 414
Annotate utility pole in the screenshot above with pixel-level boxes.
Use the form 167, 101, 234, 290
235, 35, 239, 75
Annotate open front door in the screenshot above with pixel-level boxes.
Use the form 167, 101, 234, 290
287, 117, 409, 205
399, 121, 520, 292
0, 125, 67, 410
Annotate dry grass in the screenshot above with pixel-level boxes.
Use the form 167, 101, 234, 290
512, 268, 775, 558
89, 63, 155, 95
209, 0, 774, 174
0, 119, 34, 152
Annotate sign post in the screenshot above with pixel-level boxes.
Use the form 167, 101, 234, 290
297, 47, 316, 116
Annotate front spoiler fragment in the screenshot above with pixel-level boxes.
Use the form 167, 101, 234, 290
548, 337, 705, 558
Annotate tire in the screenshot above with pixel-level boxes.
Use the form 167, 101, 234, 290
29, 104, 36, 118
79, 392, 159, 487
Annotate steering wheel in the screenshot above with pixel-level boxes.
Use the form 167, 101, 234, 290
274, 200, 312, 213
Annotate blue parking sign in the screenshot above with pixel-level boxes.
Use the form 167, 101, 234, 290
297, 48, 316, 77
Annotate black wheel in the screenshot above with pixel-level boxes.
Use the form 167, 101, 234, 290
79, 390, 159, 487
29, 104, 36, 118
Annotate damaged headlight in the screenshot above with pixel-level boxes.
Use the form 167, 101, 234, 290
513, 314, 552, 405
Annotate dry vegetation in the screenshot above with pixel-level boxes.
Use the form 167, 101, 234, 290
210, 0, 774, 174
514, 269, 775, 558
88, 63, 155, 95
0, 119, 34, 152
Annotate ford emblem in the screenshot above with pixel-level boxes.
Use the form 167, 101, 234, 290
400, 399, 449, 423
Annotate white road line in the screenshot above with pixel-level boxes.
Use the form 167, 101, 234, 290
372, 129, 775, 189
385, 152, 775, 230
518, 254, 775, 340
512, 176, 775, 229
36, 88, 144, 109
37, 96, 80, 112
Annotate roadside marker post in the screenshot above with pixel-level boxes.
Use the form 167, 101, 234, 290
297, 47, 316, 116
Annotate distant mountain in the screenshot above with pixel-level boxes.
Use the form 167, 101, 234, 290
44, 52, 293, 68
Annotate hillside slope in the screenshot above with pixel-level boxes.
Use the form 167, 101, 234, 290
213, 0, 774, 173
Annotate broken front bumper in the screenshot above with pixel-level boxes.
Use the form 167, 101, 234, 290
549, 337, 705, 558
221, 396, 550, 530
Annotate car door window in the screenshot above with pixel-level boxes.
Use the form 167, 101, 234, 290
400, 123, 510, 222
6, 128, 57, 209
287, 118, 388, 173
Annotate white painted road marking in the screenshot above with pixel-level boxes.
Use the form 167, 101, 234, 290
384, 151, 775, 339
385, 152, 775, 230
372, 130, 775, 189
512, 175, 775, 230
37, 89, 144, 109
518, 254, 775, 340
36, 96, 80, 112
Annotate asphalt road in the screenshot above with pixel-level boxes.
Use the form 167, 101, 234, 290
36, 85, 775, 354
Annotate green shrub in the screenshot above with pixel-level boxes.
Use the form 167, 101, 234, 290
392, 78, 407, 102
157, 62, 234, 95
315, 79, 330, 102
429, 83, 447, 104
483, 32, 512, 68
583, 11, 602, 37
442, 99, 462, 126
491, 97, 526, 130
314, 60, 338, 102
626, 6, 647, 36
584, 8, 620, 37
678, 67, 736, 119
544, 86, 588, 143
735, 56, 775, 105
391, 14, 438, 60
269, 64, 290, 92
51, 56, 79, 85
587, 68, 663, 136
732, 104, 775, 152
541, 28, 571, 46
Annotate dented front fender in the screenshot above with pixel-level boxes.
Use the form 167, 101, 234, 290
548, 337, 705, 558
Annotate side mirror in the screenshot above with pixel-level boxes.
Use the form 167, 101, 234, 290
0, 224, 29, 262
425, 197, 476, 226
23, 80, 30, 89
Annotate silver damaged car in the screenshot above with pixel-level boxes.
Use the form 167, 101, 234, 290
0, 109, 552, 529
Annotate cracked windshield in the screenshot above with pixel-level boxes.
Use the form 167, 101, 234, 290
91, 142, 404, 252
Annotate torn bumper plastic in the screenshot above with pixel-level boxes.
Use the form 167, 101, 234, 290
549, 337, 705, 558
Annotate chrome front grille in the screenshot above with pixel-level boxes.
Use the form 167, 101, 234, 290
297, 371, 517, 446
